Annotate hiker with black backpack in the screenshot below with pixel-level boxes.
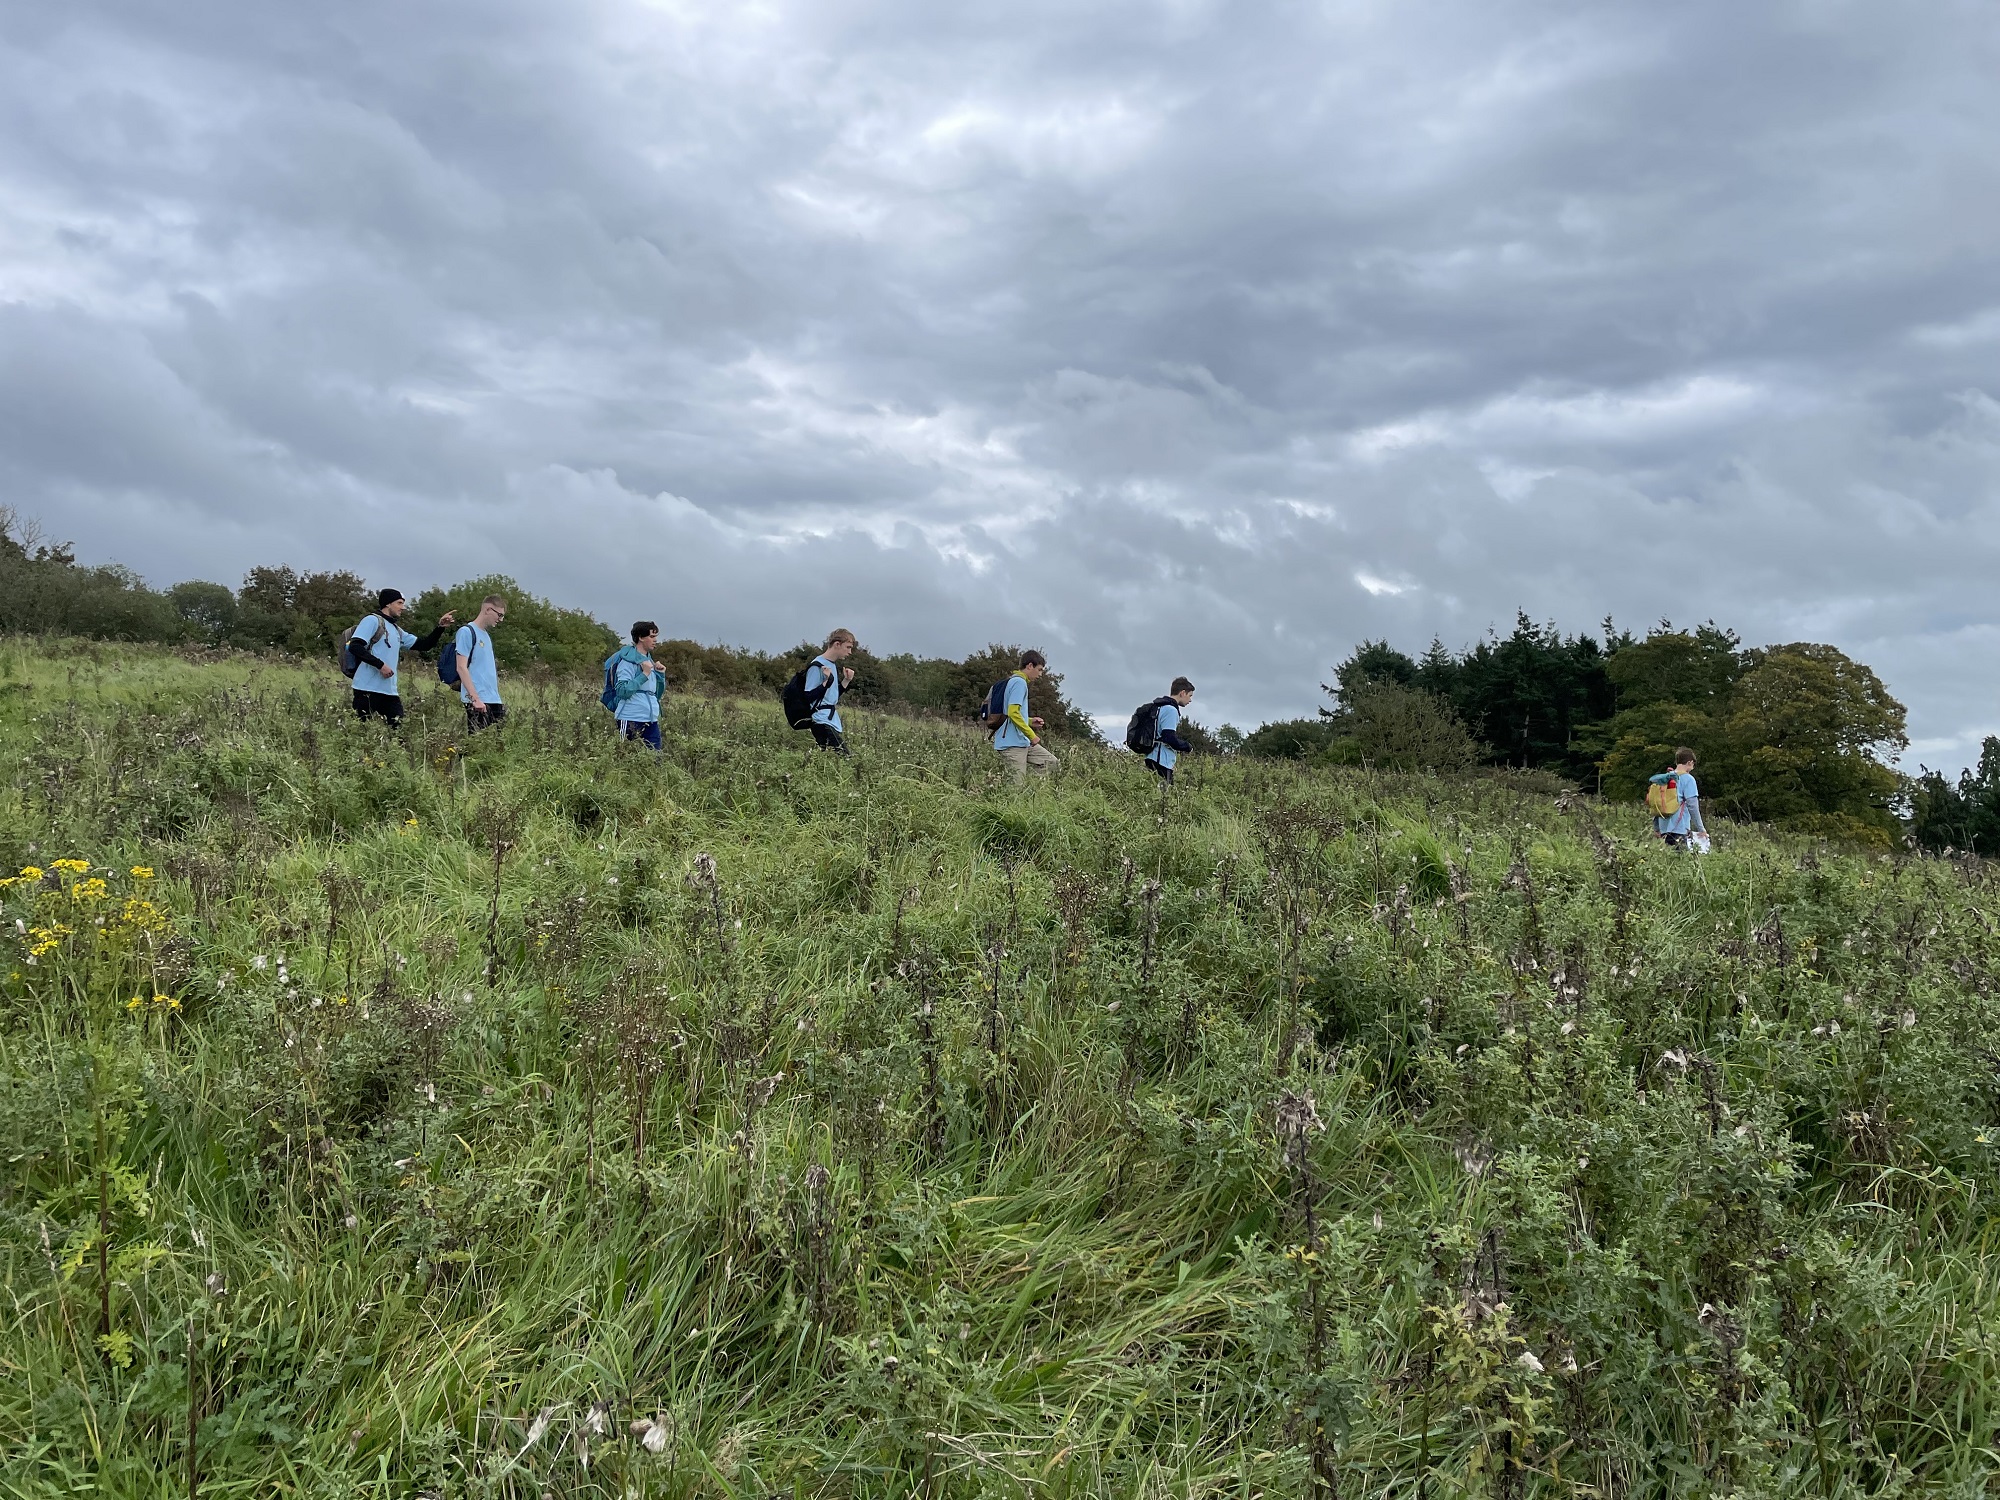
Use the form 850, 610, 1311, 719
1125, 677, 1195, 785
986, 650, 1058, 782
781, 629, 858, 753
445, 593, 508, 733
343, 589, 456, 728
603, 621, 664, 750
1646, 747, 1707, 850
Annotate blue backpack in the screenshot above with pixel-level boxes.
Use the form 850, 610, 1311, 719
438, 627, 472, 687
600, 649, 628, 712
981, 679, 1009, 730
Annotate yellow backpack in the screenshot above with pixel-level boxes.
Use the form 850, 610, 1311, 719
1644, 773, 1682, 819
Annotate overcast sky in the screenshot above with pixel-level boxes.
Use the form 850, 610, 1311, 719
5, 0, 2000, 759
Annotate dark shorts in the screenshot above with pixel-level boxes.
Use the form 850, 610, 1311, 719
465, 702, 507, 733
810, 723, 849, 755
1661, 832, 1687, 849
352, 689, 404, 727
1147, 758, 1174, 785
622, 720, 662, 751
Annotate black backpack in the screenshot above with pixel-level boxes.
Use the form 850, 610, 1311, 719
341, 616, 390, 677
780, 666, 830, 730
1124, 696, 1174, 755
981, 680, 1010, 730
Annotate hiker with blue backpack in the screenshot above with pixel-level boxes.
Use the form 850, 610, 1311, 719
1646, 747, 1708, 850
986, 650, 1058, 782
445, 593, 508, 732
780, 629, 858, 754
1125, 678, 1195, 785
603, 621, 665, 750
343, 588, 455, 727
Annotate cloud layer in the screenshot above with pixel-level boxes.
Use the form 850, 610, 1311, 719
6, 0, 2000, 760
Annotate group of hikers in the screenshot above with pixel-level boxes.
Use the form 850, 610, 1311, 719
341, 587, 1710, 823
340, 589, 1196, 785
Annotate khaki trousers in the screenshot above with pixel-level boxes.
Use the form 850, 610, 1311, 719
998, 743, 1060, 781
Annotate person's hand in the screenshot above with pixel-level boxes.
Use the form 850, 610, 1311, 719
640, 658, 655, 675
438, 611, 456, 626
1030, 716, 1045, 729
467, 693, 485, 711
841, 666, 855, 686
375, 662, 394, 679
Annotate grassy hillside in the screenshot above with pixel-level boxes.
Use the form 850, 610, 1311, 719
2, 637, 1998, 1498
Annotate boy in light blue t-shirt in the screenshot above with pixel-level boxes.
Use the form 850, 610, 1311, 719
1650, 747, 1707, 849
455, 594, 508, 732
802, 628, 858, 755
993, 650, 1059, 781
1146, 677, 1197, 785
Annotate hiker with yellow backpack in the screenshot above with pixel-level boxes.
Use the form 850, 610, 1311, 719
1646, 747, 1708, 851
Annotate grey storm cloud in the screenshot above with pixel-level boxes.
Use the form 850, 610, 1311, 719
5, 0, 2000, 760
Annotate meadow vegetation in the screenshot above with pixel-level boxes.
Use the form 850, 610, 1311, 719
3, 637, 1999, 1498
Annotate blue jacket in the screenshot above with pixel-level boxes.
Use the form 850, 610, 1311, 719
610, 647, 662, 723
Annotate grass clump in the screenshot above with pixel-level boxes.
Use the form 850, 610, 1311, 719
1, 637, 1999, 1497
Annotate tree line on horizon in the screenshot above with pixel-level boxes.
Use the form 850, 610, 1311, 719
1240, 614, 1931, 846
4, 507, 1982, 848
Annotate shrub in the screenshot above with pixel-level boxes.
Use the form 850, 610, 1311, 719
1326, 680, 1481, 772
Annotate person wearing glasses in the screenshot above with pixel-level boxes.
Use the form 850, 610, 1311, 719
455, 593, 509, 732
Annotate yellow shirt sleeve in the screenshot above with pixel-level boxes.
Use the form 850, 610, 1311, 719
1007, 676, 1037, 741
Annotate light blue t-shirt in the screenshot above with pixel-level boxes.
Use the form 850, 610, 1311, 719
804, 655, 843, 732
347, 613, 419, 695
1655, 771, 1703, 836
454, 624, 501, 706
1148, 701, 1181, 770
612, 650, 660, 723
993, 673, 1033, 750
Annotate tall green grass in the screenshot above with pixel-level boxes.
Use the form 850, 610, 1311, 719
2, 636, 1998, 1497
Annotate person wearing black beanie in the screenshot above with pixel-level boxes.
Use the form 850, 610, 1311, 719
344, 589, 455, 727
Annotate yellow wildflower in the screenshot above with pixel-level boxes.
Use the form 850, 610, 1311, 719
0, 877, 14, 889
127, 995, 144, 1011
26, 924, 71, 956
18, 867, 44, 881
50, 860, 90, 875
130, 866, 155, 879
118, 898, 168, 932
69, 878, 109, 902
